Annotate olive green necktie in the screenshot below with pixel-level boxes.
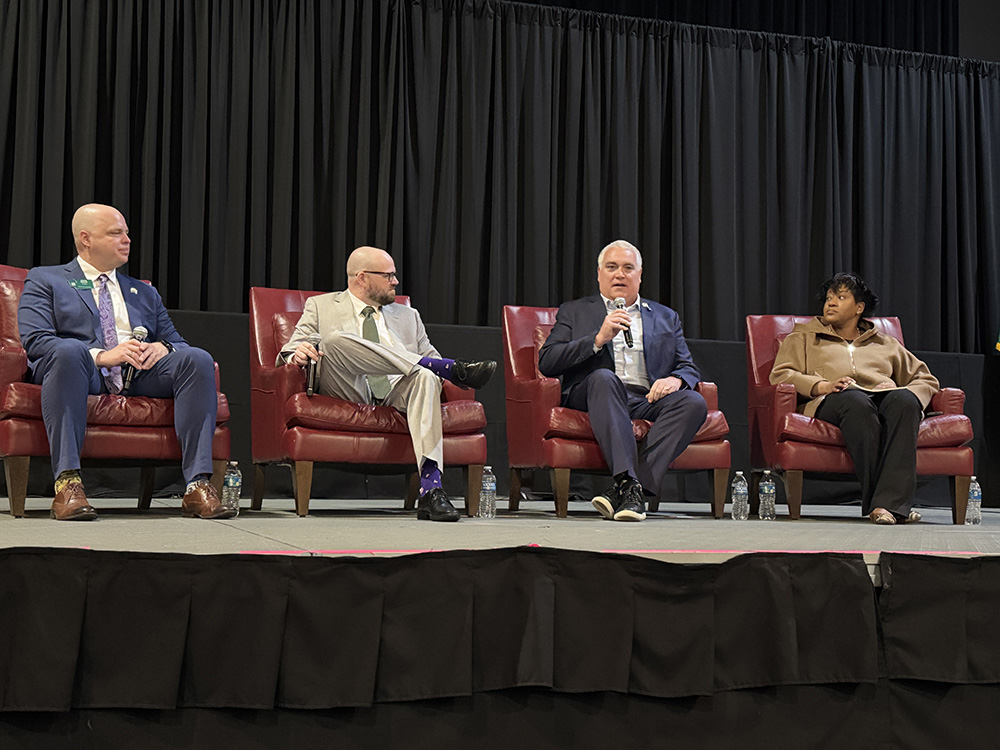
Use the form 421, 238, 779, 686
361, 306, 391, 400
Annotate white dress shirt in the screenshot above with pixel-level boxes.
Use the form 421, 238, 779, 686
600, 294, 650, 390
77, 256, 132, 365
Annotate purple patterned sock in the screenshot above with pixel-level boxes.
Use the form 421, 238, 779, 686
419, 459, 443, 496
418, 356, 455, 381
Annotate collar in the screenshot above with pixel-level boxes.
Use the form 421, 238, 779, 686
347, 289, 380, 318
76, 256, 118, 286
601, 293, 642, 312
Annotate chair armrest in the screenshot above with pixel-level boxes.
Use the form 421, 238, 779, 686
253, 363, 307, 401
748, 381, 797, 412
442, 380, 474, 402
507, 374, 561, 407
695, 381, 718, 411
0, 347, 28, 386
930, 387, 965, 415
748, 382, 799, 449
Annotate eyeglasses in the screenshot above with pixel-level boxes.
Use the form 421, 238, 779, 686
361, 270, 399, 282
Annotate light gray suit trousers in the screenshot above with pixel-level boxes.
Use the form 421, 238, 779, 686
279, 291, 444, 469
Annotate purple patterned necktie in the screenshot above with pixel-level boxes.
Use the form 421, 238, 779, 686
97, 274, 123, 393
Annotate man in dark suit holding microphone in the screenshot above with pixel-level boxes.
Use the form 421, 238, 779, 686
17, 203, 231, 520
538, 240, 706, 521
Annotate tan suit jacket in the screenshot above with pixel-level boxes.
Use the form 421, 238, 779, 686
278, 290, 440, 365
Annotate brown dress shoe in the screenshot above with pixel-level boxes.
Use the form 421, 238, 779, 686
181, 480, 235, 519
51, 483, 98, 521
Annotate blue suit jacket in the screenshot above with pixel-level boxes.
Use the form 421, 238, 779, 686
18, 258, 189, 379
538, 294, 700, 401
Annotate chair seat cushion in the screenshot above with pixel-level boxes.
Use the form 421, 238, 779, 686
0, 383, 230, 425
284, 393, 486, 435
542, 407, 729, 443
777, 411, 973, 449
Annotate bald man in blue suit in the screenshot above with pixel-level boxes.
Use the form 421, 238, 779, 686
17, 204, 232, 520
538, 240, 707, 522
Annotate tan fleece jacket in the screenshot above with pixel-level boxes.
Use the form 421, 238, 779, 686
769, 317, 939, 417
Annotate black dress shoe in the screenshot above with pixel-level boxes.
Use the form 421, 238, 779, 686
451, 359, 497, 390
416, 487, 461, 522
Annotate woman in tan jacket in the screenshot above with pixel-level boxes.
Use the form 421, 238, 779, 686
770, 273, 939, 524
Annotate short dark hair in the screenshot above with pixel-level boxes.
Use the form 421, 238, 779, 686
819, 273, 879, 315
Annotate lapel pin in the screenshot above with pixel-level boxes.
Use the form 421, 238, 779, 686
130, 287, 138, 294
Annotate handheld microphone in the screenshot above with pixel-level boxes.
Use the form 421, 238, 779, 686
613, 298, 633, 348
121, 326, 148, 396
305, 333, 322, 396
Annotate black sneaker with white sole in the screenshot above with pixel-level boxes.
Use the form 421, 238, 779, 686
592, 484, 619, 519
613, 480, 646, 521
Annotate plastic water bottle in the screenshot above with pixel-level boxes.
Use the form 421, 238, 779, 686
477, 465, 497, 519
759, 470, 777, 521
966, 476, 982, 526
222, 461, 242, 517
731, 471, 749, 521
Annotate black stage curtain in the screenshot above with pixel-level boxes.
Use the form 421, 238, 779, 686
514, 0, 959, 55
3, 547, 1000, 747
1, 1, 998, 352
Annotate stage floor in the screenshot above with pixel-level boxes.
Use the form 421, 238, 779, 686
1, 497, 998, 577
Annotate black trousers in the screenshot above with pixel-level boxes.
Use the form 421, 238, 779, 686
814, 388, 922, 516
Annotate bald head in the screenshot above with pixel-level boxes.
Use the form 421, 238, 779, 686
346, 246, 398, 306
72, 204, 131, 272
346, 246, 393, 277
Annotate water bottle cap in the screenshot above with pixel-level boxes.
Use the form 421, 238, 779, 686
735, 471, 743, 475
484, 465, 492, 472
763, 469, 771, 474
229, 461, 238, 467
971, 475, 977, 481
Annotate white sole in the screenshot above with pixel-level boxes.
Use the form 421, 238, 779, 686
592, 496, 615, 519
613, 509, 646, 522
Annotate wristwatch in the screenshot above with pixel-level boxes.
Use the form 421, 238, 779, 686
161, 341, 175, 353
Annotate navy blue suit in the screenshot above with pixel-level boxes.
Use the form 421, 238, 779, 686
538, 295, 706, 496
18, 258, 217, 481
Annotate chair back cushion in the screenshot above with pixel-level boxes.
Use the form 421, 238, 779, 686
0, 279, 24, 349
502, 305, 557, 382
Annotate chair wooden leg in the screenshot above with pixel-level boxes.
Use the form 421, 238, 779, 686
551, 468, 570, 518
4, 456, 29, 518
508, 468, 523, 512
749, 471, 761, 515
138, 466, 155, 510
404, 472, 419, 510
712, 468, 729, 519
211, 460, 226, 497
252, 464, 266, 510
783, 470, 803, 519
464, 464, 483, 517
291, 461, 314, 516
951, 475, 972, 525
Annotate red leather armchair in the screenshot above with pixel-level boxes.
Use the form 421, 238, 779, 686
746, 315, 974, 522
249, 287, 488, 516
502, 305, 731, 518
0, 264, 231, 517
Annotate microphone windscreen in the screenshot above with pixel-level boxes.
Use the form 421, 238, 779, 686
132, 326, 149, 341
306, 333, 321, 346
613, 297, 626, 310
